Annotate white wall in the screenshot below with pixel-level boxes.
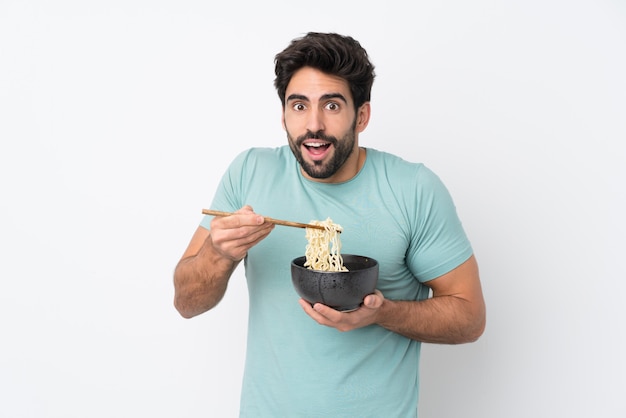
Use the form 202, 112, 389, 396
1, 1, 624, 417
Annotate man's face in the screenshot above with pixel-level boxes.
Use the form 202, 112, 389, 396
283, 67, 366, 183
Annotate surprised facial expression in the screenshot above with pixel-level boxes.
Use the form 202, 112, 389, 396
283, 67, 368, 183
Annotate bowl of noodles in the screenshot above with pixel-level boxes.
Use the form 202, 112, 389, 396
290, 218, 379, 312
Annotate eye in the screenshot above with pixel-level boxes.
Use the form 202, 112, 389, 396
292, 102, 307, 112
325, 101, 340, 111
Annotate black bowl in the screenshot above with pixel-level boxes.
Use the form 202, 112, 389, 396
291, 255, 379, 312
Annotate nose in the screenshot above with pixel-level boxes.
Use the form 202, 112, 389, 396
305, 107, 325, 133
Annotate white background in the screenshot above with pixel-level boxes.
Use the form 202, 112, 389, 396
1, 1, 625, 417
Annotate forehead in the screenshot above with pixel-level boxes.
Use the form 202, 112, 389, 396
285, 67, 352, 102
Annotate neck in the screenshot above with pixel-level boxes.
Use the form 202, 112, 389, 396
307, 146, 366, 184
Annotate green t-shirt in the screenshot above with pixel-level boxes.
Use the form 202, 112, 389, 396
201, 146, 473, 417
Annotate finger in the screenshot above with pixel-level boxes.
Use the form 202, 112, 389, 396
216, 212, 265, 230
224, 214, 270, 232
363, 291, 384, 309
243, 223, 275, 246
313, 302, 341, 318
299, 299, 332, 324
214, 223, 274, 256
236, 205, 255, 214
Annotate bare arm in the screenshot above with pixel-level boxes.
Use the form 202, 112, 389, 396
375, 255, 485, 343
173, 227, 237, 318
299, 255, 486, 344
173, 206, 274, 318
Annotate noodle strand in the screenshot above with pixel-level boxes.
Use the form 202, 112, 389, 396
304, 218, 348, 271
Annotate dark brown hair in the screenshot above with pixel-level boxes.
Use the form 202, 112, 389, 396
274, 32, 376, 111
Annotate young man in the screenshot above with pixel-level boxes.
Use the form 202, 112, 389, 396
174, 32, 485, 417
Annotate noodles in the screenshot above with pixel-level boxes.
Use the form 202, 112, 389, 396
304, 218, 348, 271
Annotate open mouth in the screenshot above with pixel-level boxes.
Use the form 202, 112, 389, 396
303, 141, 332, 157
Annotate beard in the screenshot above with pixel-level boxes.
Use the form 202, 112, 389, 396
287, 120, 357, 179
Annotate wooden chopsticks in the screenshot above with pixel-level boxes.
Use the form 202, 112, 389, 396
201, 209, 331, 232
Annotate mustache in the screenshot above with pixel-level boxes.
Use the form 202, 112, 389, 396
296, 131, 337, 145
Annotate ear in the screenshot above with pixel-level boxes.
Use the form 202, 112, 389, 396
356, 102, 371, 133
281, 108, 286, 130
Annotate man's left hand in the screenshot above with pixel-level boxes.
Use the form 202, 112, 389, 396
298, 290, 385, 332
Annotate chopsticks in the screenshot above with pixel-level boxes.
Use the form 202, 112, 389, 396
201, 209, 332, 232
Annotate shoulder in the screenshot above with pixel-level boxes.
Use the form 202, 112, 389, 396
234, 145, 292, 161
364, 148, 454, 212
367, 148, 420, 169
365, 148, 439, 183
229, 146, 294, 171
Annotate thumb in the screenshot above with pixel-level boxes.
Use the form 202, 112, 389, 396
364, 290, 383, 309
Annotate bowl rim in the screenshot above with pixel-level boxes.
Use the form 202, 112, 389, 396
291, 254, 378, 273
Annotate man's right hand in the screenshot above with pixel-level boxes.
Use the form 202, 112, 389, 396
208, 205, 275, 261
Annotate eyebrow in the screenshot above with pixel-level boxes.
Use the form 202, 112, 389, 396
286, 93, 348, 104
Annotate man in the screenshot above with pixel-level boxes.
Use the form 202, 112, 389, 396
174, 32, 485, 417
